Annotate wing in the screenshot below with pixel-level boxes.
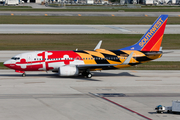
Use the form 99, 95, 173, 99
77, 52, 134, 69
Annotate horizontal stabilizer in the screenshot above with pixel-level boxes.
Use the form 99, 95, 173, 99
122, 52, 134, 65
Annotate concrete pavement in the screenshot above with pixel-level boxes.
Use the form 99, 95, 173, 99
0, 70, 180, 120
0, 24, 180, 34
1, 11, 180, 17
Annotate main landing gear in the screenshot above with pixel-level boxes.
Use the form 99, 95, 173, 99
86, 73, 92, 78
82, 71, 92, 78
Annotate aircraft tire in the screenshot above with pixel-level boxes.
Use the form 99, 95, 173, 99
86, 73, 92, 78
22, 73, 26, 77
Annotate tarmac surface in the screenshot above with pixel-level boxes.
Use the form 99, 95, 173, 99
0, 50, 179, 62
1, 11, 180, 17
0, 69, 180, 120
0, 24, 180, 34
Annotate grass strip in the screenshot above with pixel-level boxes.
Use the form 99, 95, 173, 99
0, 62, 5, 69
0, 16, 179, 24
0, 6, 32, 8
1, 61, 180, 70
0, 34, 179, 50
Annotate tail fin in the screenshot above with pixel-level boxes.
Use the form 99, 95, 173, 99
120, 14, 168, 51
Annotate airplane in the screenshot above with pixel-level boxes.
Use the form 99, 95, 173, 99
3, 14, 168, 78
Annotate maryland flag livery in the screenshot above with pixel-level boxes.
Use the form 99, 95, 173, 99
4, 15, 168, 78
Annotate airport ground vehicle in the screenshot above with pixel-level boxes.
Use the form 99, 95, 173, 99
155, 100, 180, 113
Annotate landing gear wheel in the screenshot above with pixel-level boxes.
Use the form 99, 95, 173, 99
22, 73, 26, 77
86, 73, 92, 78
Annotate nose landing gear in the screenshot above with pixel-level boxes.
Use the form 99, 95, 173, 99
22, 73, 26, 77
15, 70, 26, 77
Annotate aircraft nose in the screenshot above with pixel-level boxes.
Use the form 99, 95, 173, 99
3, 60, 11, 68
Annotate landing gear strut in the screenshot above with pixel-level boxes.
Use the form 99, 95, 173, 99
22, 73, 26, 77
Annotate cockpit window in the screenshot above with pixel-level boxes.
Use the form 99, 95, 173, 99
11, 57, 20, 60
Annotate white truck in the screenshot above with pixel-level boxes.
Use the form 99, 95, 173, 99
6, 0, 19, 5
155, 100, 180, 113
86, 0, 93, 4
145, 0, 153, 5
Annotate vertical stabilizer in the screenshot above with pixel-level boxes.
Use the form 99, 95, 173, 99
120, 15, 168, 51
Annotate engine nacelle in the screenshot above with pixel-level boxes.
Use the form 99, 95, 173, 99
58, 66, 79, 76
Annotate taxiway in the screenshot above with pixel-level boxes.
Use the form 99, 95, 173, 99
0, 24, 179, 34
0, 11, 180, 17
0, 70, 180, 120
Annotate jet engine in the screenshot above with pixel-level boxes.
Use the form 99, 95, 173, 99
58, 66, 79, 76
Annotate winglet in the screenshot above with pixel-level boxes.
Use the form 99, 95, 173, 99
122, 52, 134, 65
94, 40, 102, 50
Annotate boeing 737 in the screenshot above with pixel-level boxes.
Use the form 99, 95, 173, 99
4, 14, 168, 78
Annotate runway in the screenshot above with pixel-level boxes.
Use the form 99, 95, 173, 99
0, 24, 180, 34
0, 50, 179, 62
1, 11, 180, 17
0, 69, 180, 120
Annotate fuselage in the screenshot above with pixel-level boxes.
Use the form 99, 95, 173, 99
3, 49, 162, 72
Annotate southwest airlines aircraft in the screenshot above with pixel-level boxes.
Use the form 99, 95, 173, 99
4, 15, 168, 78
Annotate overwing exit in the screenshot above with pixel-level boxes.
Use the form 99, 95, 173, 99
4, 15, 168, 78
